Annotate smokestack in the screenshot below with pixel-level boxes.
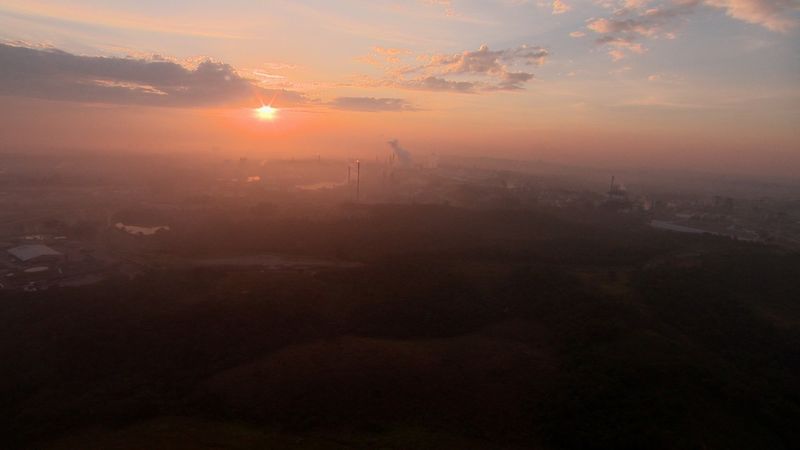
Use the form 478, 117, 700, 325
356, 160, 361, 202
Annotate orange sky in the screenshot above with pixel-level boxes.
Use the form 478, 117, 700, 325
0, 1, 798, 176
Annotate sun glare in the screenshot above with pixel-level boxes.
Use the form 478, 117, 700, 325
255, 105, 277, 121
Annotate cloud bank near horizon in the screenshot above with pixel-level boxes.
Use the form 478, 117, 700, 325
0, 43, 306, 108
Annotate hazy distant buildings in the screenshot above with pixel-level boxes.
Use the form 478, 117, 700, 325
604, 176, 633, 211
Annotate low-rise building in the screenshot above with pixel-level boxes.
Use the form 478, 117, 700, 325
7, 244, 63, 264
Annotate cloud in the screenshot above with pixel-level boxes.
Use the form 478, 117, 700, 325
357, 46, 413, 66
552, 0, 573, 14
358, 42, 541, 97
704, 0, 798, 32
588, 5, 693, 35
329, 97, 416, 112
0, 43, 306, 107
584, 0, 797, 60
501, 44, 551, 65
373, 46, 412, 56
356, 43, 548, 93
0, 1, 250, 40
622, 0, 651, 8
417, 44, 548, 91
422, 0, 457, 16
399, 76, 478, 93
597, 35, 647, 54
584, 1, 697, 60
647, 72, 685, 82
490, 71, 536, 90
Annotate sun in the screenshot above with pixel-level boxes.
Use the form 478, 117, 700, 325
254, 105, 277, 121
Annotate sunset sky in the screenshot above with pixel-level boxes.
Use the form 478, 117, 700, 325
0, 0, 798, 175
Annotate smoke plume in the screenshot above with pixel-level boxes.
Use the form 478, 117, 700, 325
387, 139, 412, 165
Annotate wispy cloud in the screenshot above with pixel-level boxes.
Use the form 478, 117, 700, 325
357, 43, 549, 93
422, 0, 457, 16
583, 0, 797, 60
705, 0, 798, 32
552, 0, 573, 14
0, 1, 249, 40
585, 2, 695, 60
356, 46, 413, 66
398, 76, 478, 93
329, 97, 416, 112
278, 2, 454, 46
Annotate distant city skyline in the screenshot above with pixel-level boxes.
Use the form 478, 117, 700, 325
0, 0, 798, 176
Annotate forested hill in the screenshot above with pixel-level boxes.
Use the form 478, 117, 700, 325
1, 204, 798, 449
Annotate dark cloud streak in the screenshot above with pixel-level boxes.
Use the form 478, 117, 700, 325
0, 43, 306, 107
329, 97, 416, 112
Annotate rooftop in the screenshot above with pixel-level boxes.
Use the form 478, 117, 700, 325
7, 245, 62, 262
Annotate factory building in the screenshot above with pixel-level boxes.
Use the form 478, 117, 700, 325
7, 244, 63, 264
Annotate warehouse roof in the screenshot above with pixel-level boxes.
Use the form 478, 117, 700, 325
7, 244, 62, 262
